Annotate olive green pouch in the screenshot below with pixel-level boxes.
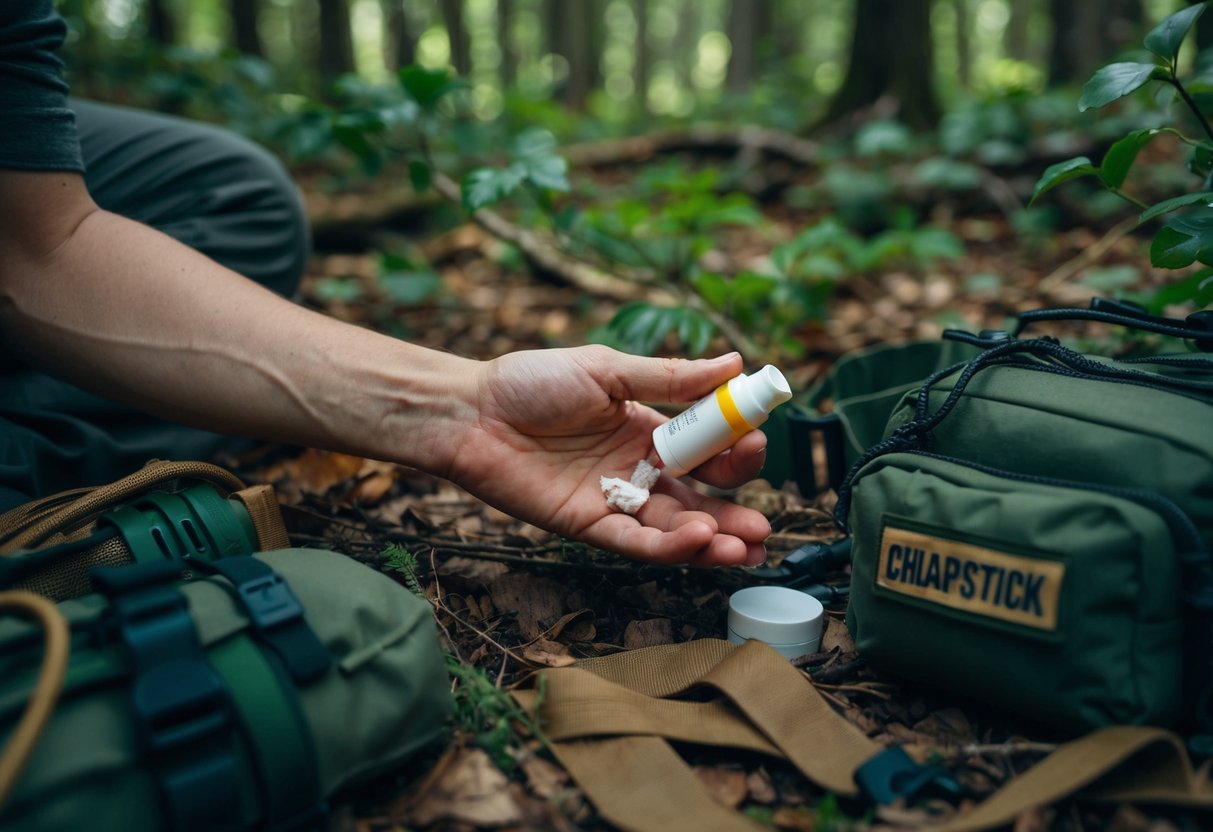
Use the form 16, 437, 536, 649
835, 307, 1213, 733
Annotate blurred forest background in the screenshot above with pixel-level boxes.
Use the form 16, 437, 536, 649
51, 4, 1213, 827
56, 1, 1213, 373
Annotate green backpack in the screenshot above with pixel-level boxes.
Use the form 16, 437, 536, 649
802, 301, 1213, 732
0, 462, 452, 831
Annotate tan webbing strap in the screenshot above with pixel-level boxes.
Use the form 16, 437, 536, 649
519, 640, 1213, 832
231, 485, 291, 551
517, 667, 782, 756
551, 737, 765, 832
0, 460, 246, 553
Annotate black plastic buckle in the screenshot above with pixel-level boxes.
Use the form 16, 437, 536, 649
196, 556, 332, 683
90, 561, 241, 832
135, 660, 231, 754
855, 746, 962, 806
238, 572, 305, 631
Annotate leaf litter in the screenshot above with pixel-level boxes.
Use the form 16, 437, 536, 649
227, 153, 1213, 831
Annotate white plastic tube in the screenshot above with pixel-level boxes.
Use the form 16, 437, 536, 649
652, 364, 792, 477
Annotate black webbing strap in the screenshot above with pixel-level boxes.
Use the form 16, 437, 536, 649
91, 560, 241, 832
192, 556, 331, 684
1014, 298, 1213, 351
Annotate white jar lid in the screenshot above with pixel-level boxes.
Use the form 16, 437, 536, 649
727, 586, 824, 659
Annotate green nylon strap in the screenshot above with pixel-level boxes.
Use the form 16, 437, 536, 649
520, 640, 1213, 832
207, 634, 321, 828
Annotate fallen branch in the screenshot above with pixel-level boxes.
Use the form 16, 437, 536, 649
430, 172, 767, 363
561, 124, 820, 169
1039, 216, 1140, 293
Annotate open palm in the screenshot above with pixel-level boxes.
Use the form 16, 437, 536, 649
446, 346, 772, 567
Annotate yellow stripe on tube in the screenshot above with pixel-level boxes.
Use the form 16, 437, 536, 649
715, 383, 753, 438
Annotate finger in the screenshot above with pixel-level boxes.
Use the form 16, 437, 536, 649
581, 512, 717, 564
635, 491, 720, 536
657, 478, 772, 543
687, 429, 768, 489
588, 347, 743, 404
685, 534, 754, 568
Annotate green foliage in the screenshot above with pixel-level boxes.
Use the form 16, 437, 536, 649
460, 127, 571, 212
1145, 3, 1207, 62
446, 656, 547, 771
1078, 63, 1167, 113
1032, 2, 1213, 308
382, 543, 423, 596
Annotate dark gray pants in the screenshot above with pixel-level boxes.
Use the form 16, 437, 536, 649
0, 100, 310, 510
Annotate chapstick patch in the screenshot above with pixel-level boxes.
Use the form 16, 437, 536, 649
601, 460, 661, 515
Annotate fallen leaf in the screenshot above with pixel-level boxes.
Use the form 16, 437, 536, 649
402, 747, 523, 827
520, 753, 570, 800
546, 609, 594, 640
522, 637, 576, 668
436, 555, 509, 588
285, 448, 366, 495
772, 806, 816, 831
622, 618, 674, 649
746, 768, 777, 804
350, 470, 396, 505
1011, 806, 1054, 832
489, 573, 580, 640
694, 766, 748, 809
819, 616, 854, 654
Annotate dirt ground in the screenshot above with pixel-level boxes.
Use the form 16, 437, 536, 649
231, 150, 1209, 832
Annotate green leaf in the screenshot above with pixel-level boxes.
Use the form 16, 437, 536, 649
510, 127, 569, 192
408, 160, 431, 193
1144, 3, 1205, 62
1078, 63, 1167, 112
1145, 221, 1213, 270
1140, 191, 1213, 223
312, 277, 363, 302
398, 65, 464, 112
1099, 128, 1163, 189
1029, 156, 1098, 205
379, 270, 443, 304
460, 165, 526, 212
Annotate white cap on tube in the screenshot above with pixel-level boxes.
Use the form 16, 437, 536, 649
652, 365, 793, 477
727, 586, 824, 660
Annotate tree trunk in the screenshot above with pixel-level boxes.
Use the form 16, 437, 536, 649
1006, 0, 1032, 61
550, 0, 599, 110
317, 0, 356, 80
146, 0, 175, 45
674, 0, 698, 93
822, 0, 941, 131
229, 0, 264, 58
498, 0, 516, 87
727, 0, 757, 91
441, 0, 471, 76
1048, 0, 1139, 86
634, 0, 650, 109
953, 0, 971, 89
383, 0, 415, 70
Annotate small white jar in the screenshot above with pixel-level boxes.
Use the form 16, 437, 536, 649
727, 586, 824, 660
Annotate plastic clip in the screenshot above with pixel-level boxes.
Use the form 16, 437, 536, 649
855, 746, 962, 806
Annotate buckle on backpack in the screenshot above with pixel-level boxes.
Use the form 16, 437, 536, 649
855, 746, 962, 806
238, 572, 304, 631
134, 660, 232, 754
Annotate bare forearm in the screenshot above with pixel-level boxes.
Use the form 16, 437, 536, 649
0, 205, 477, 475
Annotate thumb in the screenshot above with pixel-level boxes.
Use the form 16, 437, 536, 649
612, 350, 744, 403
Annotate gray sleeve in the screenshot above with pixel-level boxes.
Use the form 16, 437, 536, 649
0, 0, 84, 172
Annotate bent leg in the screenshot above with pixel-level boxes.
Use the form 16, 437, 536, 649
0, 102, 310, 510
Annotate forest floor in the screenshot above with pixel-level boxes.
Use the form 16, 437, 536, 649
229, 142, 1204, 832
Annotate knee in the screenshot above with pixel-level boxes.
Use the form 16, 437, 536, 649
200, 129, 311, 298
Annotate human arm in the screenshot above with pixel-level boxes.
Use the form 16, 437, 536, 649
0, 171, 770, 566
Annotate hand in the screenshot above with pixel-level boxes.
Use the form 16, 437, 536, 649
446, 345, 772, 567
